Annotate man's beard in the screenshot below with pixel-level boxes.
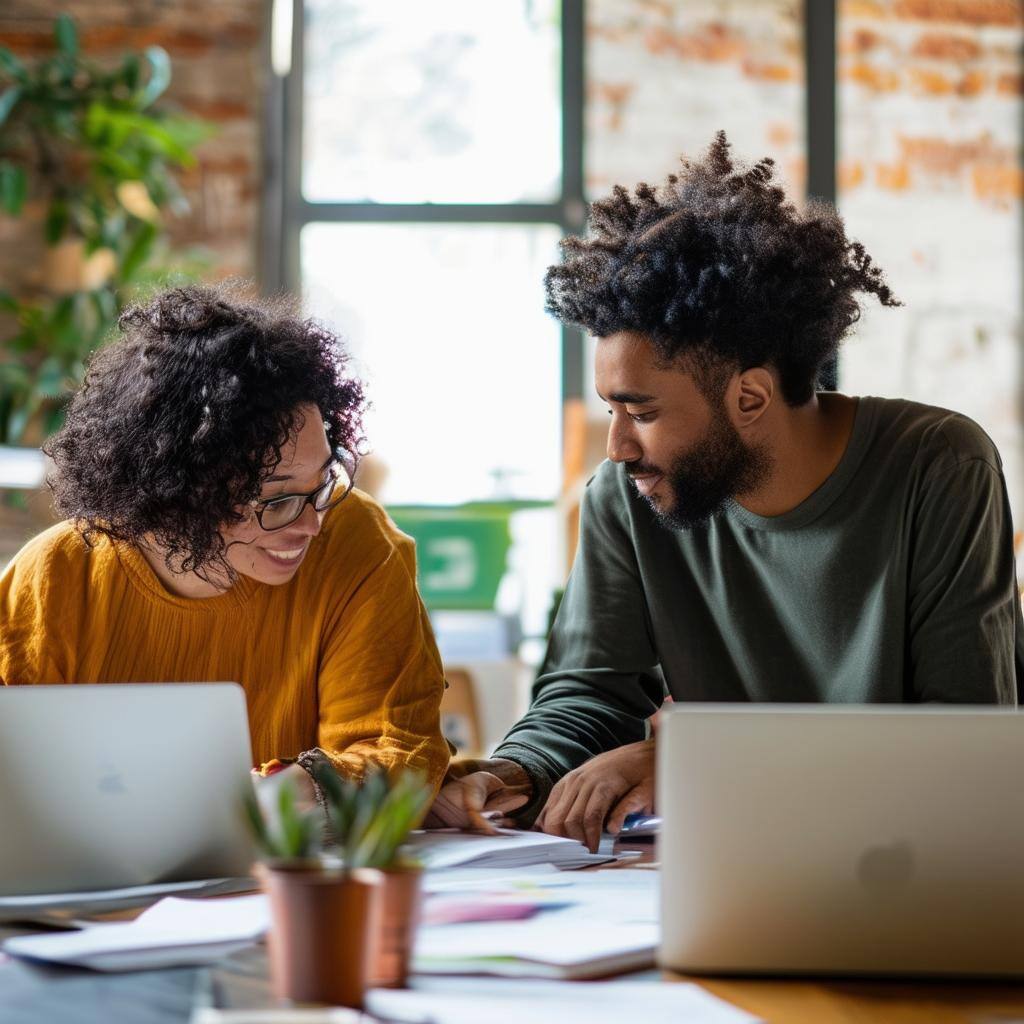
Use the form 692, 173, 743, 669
627, 406, 771, 530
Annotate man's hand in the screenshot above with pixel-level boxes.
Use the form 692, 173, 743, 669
535, 739, 655, 853
424, 757, 533, 833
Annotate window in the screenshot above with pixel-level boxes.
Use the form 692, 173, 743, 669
273, 0, 584, 506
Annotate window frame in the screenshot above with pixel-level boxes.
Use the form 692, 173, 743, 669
264, 0, 586, 408
263, 1, 838, 400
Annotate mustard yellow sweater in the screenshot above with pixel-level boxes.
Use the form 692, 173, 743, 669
0, 491, 449, 791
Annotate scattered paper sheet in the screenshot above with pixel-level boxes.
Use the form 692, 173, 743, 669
2, 894, 269, 971
0, 876, 257, 919
368, 977, 762, 1024
5, 867, 661, 980
408, 829, 614, 870
422, 865, 561, 893
414, 868, 660, 979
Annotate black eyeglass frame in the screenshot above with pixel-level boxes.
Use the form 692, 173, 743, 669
249, 449, 358, 532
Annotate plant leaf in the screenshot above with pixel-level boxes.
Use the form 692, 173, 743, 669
119, 220, 157, 281
278, 782, 301, 857
243, 790, 274, 857
44, 199, 69, 244
138, 47, 172, 109
35, 356, 66, 399
119, 53, 140, 92
314, 765, 431, 869
0, 48, 27, 83
0, 361, 31, 390
54, 15, 79, 58
5, 398, 34, 446
0, 163, 27, 216
41, 402, 66, 437
0, 86, 22, 129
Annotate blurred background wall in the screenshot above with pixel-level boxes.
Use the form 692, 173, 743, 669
586, 0, 1022, 520
0, 0, 265, 293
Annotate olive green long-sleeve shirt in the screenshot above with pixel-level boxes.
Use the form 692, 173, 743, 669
495, 397, 1023, 809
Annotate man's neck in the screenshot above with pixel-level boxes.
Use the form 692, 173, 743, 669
734, 392, 858, 518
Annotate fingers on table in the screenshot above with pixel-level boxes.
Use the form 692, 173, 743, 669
538, 779, 613, 853
605, 786, 652, 836
462, 771, 515, 833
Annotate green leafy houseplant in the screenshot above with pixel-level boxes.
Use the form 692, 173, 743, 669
243, 776, 325, 863
244, 766, 433, 1007
315, 764, 433, 869
0, 14, 210, 446
243, 766, 432, 868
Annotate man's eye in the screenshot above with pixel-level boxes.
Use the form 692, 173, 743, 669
606, 407, 655, 423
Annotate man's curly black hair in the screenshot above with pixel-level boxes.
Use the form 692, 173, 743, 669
44, 284, 366, 578
545, 131, 900, 405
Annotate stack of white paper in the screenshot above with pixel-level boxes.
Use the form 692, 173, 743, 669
2, 894, 268, 971
414, 868, 659, 979
406, 828, 614, 871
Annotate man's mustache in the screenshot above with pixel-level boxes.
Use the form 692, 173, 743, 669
625, 460, 662, 477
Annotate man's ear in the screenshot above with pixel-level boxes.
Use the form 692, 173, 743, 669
726, 367, 774, 429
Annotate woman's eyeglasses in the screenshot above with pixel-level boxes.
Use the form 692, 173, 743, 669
250, 449, 357, 531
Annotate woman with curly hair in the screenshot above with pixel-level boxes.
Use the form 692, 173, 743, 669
433, 131, 1022, 850
0, 285, 449, 795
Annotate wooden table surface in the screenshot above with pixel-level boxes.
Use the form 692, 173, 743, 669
672, 973, 1024, 1023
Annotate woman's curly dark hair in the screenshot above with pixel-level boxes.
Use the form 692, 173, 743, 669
546, 131, 901, 405
44, 284, 366, 578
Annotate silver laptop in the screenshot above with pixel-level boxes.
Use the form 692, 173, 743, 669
0, 684, 256, 896
658, 705, 1024, 978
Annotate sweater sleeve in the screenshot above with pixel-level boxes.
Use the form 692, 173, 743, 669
312, 528, 449, 794
907, 456, 1022, 704
493, 464, 664, 816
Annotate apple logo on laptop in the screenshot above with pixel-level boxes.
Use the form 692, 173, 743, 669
857, 840, 915, 892
97, 762, 127, 795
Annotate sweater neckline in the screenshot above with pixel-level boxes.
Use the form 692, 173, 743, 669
724, 395, 877, 532
114, 541, 258, 612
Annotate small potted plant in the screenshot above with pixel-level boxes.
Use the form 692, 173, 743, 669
311, 764, 433, 990
244, 765, 432, 1006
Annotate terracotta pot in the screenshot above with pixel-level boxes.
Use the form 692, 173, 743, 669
370, 864, 424, 988
258, 862, 382, 1008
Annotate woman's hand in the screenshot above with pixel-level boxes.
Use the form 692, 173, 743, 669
423, 758, 533, 832
251, 761, 318, 813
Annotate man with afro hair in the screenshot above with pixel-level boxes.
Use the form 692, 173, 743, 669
428, 133, 1023, 851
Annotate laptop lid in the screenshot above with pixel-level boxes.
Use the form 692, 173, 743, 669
658, 704, 1024, 978
0, 684, 256, 896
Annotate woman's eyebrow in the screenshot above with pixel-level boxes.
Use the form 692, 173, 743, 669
265, 452, 334, 484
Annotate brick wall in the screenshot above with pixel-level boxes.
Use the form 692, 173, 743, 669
0, 0, 265, 293
587, 0, 804, 197
584, 0, 805, 422
836, 0, 1024, 523
586, 0, 1024, 528
0, 1, 266, 563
